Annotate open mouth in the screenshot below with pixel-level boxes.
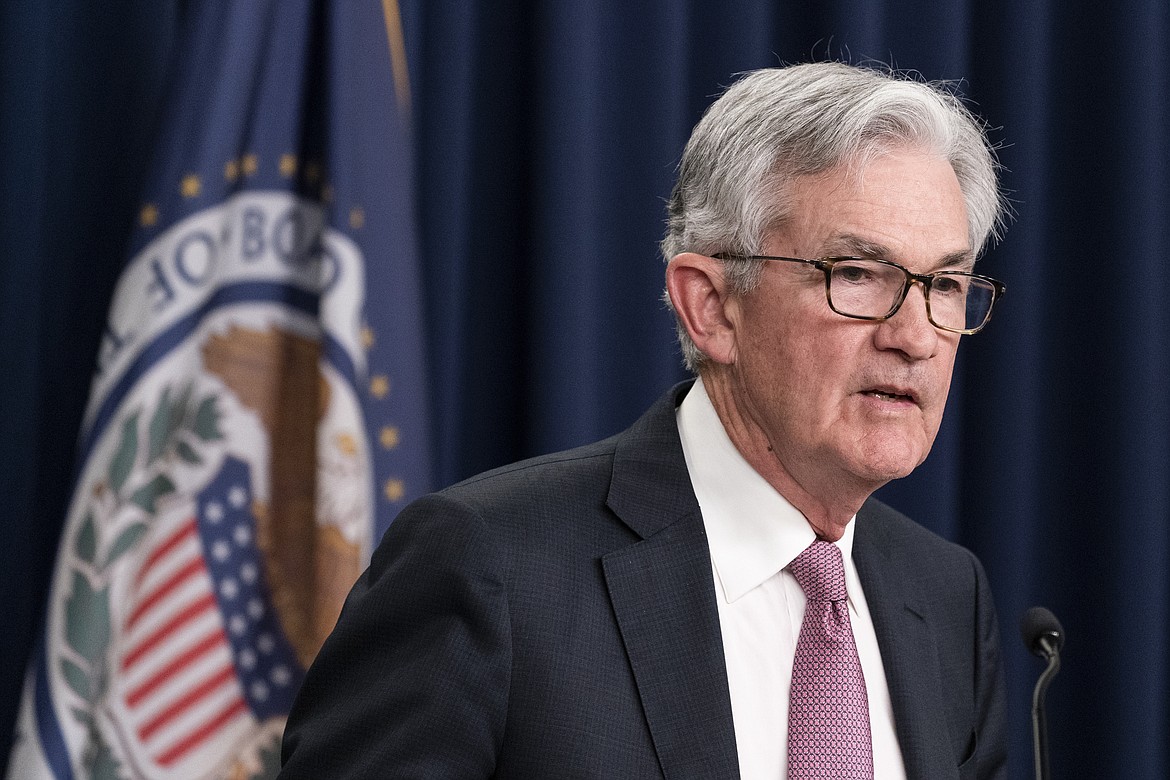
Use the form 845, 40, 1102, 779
863, 389, 916, 404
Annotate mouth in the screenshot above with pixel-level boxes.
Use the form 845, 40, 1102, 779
861, 386, 919, 405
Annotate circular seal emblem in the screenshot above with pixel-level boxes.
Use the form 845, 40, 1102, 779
33, 191, 371, 779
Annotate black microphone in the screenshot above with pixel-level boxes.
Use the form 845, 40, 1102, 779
1020, 607, 1064, 780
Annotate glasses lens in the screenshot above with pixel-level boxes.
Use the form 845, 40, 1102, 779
929, 273, 997, 332
826, 259, 906, 318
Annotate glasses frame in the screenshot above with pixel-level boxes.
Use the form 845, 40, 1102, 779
713, 253, 1007, 335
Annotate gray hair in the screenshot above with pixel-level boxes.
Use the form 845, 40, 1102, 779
663, 62, 1007, 370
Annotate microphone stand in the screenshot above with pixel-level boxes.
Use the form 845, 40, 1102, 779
1030, 636, 1060, 780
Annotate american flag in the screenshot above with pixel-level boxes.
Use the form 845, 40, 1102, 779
116, 456, 303, 772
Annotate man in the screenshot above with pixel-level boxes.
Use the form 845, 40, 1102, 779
279, 62, 1008, 779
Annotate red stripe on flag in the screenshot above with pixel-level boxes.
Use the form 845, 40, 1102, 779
135, 519, 199, 587
122, 592, 218, 671
124, 628, 228, 707
127, 557, 207, 629
155, 696, 249, 767
137, 663, 237, 742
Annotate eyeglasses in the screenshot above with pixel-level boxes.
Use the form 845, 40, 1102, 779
713, 254, 1006, 335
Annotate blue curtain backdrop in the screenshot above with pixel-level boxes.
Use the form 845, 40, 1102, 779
3, 1, 1167, 778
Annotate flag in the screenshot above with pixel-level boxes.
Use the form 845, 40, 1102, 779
7, 1, 430, 777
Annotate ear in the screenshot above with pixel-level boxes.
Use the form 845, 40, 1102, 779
665, 252, 739, 365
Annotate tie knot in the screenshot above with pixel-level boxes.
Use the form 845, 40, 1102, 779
788, 539, 846, 602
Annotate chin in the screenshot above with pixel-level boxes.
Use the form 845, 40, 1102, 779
849, 440, 929, 484
869, 461, 921, 483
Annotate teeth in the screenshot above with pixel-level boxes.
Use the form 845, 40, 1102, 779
870, 391, 900, 401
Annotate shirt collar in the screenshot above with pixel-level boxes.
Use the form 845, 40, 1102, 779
676, 377, 856, 603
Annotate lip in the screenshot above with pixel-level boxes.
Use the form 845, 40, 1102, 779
858, 384, 920, 405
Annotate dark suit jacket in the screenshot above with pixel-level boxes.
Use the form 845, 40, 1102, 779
279, 382, 1006, 779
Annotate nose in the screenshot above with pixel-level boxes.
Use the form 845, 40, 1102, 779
872, 282, 939, 360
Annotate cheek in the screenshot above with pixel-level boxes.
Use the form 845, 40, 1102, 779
761, 346, 852, 439
734, 333, 817, 433
926, 343, 961, 416
736, 297, 868, 428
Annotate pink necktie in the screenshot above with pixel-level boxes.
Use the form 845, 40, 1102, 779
787, 539, 874, 779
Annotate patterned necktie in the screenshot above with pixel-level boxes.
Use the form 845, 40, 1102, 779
787, 539, 874, 779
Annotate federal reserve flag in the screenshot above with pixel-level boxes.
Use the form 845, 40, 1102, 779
7, 1, 430, 778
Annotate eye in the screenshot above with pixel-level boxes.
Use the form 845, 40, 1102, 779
831, 261, 880, 285
931, 274, 967, 296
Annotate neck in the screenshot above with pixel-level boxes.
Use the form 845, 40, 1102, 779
698, 370, 875, 542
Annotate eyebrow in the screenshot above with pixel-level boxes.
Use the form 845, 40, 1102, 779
822, 233, 975, 272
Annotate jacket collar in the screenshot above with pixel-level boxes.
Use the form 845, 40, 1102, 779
605, 381, 702, 539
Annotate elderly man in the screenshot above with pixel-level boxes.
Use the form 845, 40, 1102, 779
280, 62, 1008, 780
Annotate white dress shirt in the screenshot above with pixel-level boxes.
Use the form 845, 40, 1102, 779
676, 378, 907, 780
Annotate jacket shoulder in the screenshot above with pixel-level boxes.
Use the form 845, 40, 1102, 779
861, 498, 974, 556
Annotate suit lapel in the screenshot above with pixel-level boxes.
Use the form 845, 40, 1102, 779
854, 506, 958, 780
601, 382, 740, 779
603, 517, 740, 779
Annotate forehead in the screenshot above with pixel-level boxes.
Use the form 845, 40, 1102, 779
772, 150, 972, 268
